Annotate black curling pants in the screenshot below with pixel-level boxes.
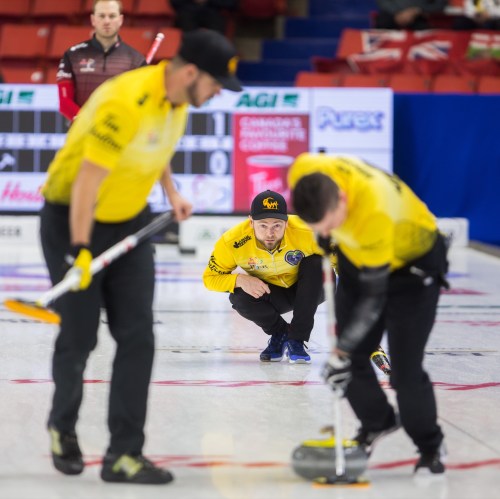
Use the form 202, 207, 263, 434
40, 202, 156, 455
229, 254, 324, 341
336, 235, 448, 453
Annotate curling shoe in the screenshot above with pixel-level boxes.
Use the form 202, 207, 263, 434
285, 340, 311, 364
260, 330, 288, 362
415, 444, 446, 475
49, 426, 84, 475
353, 415, 401, 455
101, 453, 174, 484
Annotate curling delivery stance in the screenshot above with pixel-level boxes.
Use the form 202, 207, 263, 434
203, 190, 330, 364
289, 153, 449, 480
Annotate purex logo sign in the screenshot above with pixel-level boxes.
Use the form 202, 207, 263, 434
236, 92, 299, 108
0, 90, 35, 105
316, 106, 384, 132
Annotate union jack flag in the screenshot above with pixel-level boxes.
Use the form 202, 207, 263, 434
315, 29, 500, 76
344, 29, 470, 75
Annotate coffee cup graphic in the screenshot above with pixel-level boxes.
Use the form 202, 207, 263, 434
246, 155, 294, 205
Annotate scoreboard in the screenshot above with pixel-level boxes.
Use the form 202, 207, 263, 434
173, 111, 233, 176
0, 86, 67, 173
0, 84, 393, 213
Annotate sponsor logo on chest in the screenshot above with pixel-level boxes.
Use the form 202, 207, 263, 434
247, 257, 269, 271
79, 58, 96, 73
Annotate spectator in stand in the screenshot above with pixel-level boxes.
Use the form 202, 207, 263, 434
171, 0, 239, 35
57, 0, 146, 122
453, 0, 500, 30
375, 0, 447, 30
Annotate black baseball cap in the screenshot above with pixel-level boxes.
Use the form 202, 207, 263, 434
251, 191, 288, 221
178, 29, 242, 92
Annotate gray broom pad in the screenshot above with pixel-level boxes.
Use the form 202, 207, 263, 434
292, 443, 368, 482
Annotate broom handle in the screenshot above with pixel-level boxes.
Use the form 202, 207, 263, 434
322, 256, 346, 476
37, 211, 174, 307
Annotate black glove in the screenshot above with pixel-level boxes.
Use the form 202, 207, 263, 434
317, 235, 336, 255
321, 354, 352, 395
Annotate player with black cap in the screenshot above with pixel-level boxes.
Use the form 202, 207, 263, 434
203, 190, 331, 364
39, 29, 241, 485
177, 28, 242, 93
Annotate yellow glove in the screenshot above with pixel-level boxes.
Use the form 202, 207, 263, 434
65, 246, 93, 291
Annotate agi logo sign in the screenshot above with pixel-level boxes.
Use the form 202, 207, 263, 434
316, 106, 384, 132
0, 90, 35, 105
236, 92, 299, 109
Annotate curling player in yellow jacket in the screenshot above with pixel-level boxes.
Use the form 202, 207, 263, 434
203, 190, 326, 364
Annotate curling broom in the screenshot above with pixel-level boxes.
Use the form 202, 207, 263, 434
4, 211, 174, 324
291, 255, 369, 485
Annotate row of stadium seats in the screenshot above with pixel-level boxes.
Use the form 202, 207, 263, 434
295, 71, 500, 94
1, 64, 57, 84
0, 23, 182, 85
0, 0, 285, 25
0, 0, 175, 24
236, 4, 489, 86
0, 24, 181, 64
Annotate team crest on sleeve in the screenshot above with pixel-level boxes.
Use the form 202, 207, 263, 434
285, 250, 304, 266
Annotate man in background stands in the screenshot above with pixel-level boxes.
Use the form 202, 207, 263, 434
57, 0, 146, 121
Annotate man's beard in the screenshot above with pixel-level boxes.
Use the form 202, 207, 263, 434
263, 240, 279, 251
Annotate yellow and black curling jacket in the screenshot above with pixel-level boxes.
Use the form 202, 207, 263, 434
203, 215, 336, 293
288, 153, 438, 271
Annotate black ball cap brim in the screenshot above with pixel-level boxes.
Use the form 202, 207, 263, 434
217, 75, 243, 92
179, 29, 243, 93
252, 213, 288, 221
